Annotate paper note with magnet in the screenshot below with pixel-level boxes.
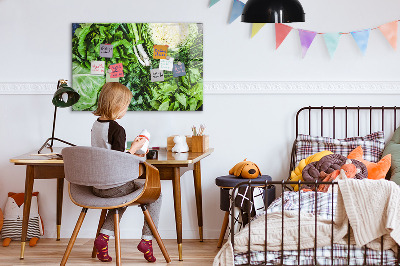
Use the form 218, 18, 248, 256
159, 57, 174, 71
109, 63, 124, 78
153, 45, 168, 59
91, 61, 105, 75
150, 69, 164, 82
173, 62, 186, 77
100, 44, 113, 58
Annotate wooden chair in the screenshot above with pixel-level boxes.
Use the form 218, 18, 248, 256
60, 146, 171, 265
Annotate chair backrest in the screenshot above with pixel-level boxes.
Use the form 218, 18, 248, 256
62, 146, 145, 187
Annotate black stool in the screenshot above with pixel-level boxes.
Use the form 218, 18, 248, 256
215, 175, 275, 248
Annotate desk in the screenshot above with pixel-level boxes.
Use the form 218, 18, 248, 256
10, 147, 213, 261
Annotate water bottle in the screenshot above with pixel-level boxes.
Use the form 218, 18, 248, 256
136, 129, 150, 154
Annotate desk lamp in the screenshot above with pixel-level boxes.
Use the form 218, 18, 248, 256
241, 0, 305, 23
38, 79, 80, 154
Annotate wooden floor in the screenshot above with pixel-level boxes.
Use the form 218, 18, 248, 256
0, 239, 221, 265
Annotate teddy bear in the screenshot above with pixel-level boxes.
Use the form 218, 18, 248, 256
229, 159, 261, 179
172, 135, 189, 153
1, 192, 44, 247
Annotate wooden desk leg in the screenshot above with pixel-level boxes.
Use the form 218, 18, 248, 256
193, 161, 203, 242
20, 165, 35, 259
56, 178, 64, 241
172, 167, 183, 261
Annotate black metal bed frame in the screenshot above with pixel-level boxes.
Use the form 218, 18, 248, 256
230, 106, 400, 266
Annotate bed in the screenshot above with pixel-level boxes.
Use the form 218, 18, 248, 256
214, 106, 400, 266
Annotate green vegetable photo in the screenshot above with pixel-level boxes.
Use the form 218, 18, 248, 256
72, 23, 203, 111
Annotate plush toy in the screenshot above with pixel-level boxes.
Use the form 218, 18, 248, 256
348, 146, 391, 180
0, 208, 3, 232
289, 150, 333, 191
172, 135, 189, 153
229, 159, 261, 179
1, 192, 44, 247
317, 160, 360, 193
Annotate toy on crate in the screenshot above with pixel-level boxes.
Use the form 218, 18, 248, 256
172, 135, 189, 153
229, 159, 261, 179
1, 192, 44, 247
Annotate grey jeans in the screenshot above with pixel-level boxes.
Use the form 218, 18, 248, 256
92, 180, 162, 240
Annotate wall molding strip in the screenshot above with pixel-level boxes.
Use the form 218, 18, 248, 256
0, 81, 399, 95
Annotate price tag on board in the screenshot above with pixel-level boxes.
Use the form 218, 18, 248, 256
173, 62, 186, 77
153, 45, 168, 59
91, 61, 105, 75
109, 63, 124, 78
159, 57, 174, 71
150, 69, 165, 82
100, 44, 113, 58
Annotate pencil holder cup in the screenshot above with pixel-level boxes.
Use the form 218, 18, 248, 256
191, 135, 209, 152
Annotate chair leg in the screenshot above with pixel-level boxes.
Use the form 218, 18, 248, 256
92, 209, 108, 258
141, 205, 171, 263
60, 208, 88, 266
217, 211, 230, 248
114, 209, 121, 266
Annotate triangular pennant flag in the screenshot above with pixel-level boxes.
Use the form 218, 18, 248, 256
209, 0, 220, 7
351, 29, 370, 55
378, 21, 398, 50
229, 0, 245, 24
275, 23, 293, 49
251, 23, 266, 38
323, 33, 341, 58
298, 29, 317, 58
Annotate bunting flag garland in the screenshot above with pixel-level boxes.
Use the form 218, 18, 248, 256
378, 21, 398, 50
298, 30, 317, 58
229, 0, 245, 24
275, 23, 293, 49
251, 23, 266, 38
209, 0, 220, 7
323, 33, 341, 58
351, 29, 370, 55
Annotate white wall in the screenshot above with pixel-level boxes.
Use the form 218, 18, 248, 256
1, 0, 400, 239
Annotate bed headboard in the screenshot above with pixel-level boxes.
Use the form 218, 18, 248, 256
290, 106, 400, 179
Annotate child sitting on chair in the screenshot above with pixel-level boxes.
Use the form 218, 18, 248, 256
91, 82, 162, 263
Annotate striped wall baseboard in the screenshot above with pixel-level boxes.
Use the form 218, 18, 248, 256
0, 81, 399, 95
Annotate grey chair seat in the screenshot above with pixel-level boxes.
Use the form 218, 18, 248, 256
69, 180, 145, 208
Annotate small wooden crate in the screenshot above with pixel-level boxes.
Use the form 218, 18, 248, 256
191, 135, 209, 153
167, 135, 192, 151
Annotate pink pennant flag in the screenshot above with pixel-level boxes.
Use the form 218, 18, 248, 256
275, 23, 293, 49
378, 21, 398, 50
298, 29, 317, 58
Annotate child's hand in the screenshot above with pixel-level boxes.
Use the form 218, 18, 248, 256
128, 137, 147, 155
134, 148, 149, 157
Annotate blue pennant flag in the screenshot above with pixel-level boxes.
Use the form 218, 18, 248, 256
351, 29, 371, 55
209, 0, 221, 7
323, 33, 341, 58
229, 0, 245, 23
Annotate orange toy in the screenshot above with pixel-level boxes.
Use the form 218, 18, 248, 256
348, 146, 391, 180
229, 159, 261, 179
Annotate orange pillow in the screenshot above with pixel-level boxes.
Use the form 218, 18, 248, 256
347, 146, 391, 180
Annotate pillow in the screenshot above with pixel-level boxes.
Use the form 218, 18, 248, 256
382, 126, 400, 184
295, 131, 385, 167
347, 146, 391, 180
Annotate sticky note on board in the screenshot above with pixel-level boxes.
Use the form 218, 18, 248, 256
153, 45, 168, 59
106, 72, 119, 82
91, 61, 105, 75
173, 63, 186, 77
159, 57, 174, 71
109, 63, 124, 78
100, 44, 113, 58
150, 69, 164, 82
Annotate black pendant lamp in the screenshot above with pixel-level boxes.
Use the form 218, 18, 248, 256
242, 0, 305, 23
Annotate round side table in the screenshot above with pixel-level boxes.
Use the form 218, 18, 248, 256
215, 175, 275, 248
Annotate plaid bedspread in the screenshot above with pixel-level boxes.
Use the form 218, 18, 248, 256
234, 191, 398, 265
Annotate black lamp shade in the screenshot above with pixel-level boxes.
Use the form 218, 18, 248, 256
241, 0, 305, 23
52, 84, 80, 108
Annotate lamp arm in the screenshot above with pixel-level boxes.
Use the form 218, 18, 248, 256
50, 105, 57, 148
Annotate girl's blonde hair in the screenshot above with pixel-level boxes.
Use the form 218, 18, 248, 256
93, 82, 132, 120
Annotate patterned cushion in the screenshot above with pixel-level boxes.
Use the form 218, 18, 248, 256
295, 131, 385, 166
